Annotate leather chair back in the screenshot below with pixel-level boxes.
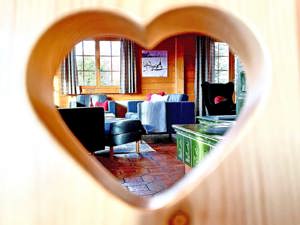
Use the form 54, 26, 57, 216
58, 107, 105, 152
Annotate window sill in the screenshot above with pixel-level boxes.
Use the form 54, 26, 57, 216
80, 86, 120, 94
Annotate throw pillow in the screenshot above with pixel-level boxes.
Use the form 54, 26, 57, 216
146, 93, 153, 101
146, 91, 166, 101
158, 91, 166, 96
95, 100, 108, 111
214, 96, 227, 104
151, 94, 167, 102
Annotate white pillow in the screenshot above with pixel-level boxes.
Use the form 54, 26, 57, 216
150, 94, 166, 102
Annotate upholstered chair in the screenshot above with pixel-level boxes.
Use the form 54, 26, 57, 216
201, 82, 236, 115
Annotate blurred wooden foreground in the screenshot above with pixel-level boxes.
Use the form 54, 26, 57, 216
0, 1, 299, 225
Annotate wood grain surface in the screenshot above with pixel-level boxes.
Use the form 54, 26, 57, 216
0, 1, 300, 225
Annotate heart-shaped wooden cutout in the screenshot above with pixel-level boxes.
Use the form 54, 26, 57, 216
26, 5, 270, 209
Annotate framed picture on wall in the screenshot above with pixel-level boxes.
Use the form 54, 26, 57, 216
141, 50, 168, 77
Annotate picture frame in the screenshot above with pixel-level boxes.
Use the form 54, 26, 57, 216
141, 50, 168, 77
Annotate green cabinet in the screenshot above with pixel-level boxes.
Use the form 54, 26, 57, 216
173, 119, 233, 167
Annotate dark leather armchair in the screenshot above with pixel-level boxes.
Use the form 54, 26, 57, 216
58, 107, 105, 153
201, 82, 236, 115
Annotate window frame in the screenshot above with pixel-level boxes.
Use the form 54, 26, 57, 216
98, 40, 121, 88
78, 38, 121, 94
214, 42, 235, 83
75, 40, 97, 87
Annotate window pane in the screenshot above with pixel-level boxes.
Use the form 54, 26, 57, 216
111, 41, 120, 56
84, 56, 95, 71
218, 57, 229, 70
84, 71, 96, 86
214, 58, 219, 70
100, 71, 112, 86
76, 56, 83, 70
112, 72, 120, 85
75, 42, 82, 55
112, 56, 120, 71
218, 71, 229, 83
100, 41, 111, 55
218, 43, 229, 56
78, 71, 84, 86
83, 41, 95, 55
213, 71, 219, 83
215, 43, 220, 56
100, 57, 111, 71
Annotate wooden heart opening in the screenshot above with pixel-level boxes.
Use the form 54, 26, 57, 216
26, 5, 270, 209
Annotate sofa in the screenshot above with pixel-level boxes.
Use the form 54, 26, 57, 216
71, 94, 116, 115
125, 100, 144, 120
125, 94, 195, 134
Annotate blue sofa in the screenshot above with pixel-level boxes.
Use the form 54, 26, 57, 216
125, 100, 144, 120
125, 94, 195, 134
72, 94, 116, 115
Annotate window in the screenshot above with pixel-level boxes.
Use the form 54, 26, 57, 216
214, 42, 230, 83
99, 41, 121, 86
75, 41, 96, 86
74, 39, 121, 92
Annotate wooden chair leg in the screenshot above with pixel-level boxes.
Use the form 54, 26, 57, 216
136, 140, 140, 154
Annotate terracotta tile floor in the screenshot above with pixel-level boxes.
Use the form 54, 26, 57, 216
95, 135, 185, 197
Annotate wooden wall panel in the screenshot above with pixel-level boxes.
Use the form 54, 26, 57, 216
1, 1, 300, 225
109, 37, 178, 101
57, 34, 197, 106
182, 34, 197, 102
57, 35, 197, 104
174, 36, 185, 93
110, 35, 197, 102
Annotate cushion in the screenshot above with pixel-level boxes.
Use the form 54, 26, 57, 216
95, 100, 108, 111
150, 94, 167, 102
76, 95, 90, 107
214, 96, 227, 104
91, 94, 108, 104
158, 91, 166, 96
167, 94, 188, 102
146, 93, 153, 101
125, 112, 139, 120
146, 92, 166, 101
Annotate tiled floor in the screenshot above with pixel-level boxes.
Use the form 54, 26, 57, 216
95, 135, 185, 197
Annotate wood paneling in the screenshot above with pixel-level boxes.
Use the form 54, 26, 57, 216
1, 2, 300, 225
105, 35, 196, 102
56, 34, 197, 105
183, 34, 197, 102
59, 34, 197, 103
174, 36, 185, 93
109, 37, 180, 101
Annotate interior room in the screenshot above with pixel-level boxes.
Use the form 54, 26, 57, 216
54, 33, 246, 197
3, 1, 299, 224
